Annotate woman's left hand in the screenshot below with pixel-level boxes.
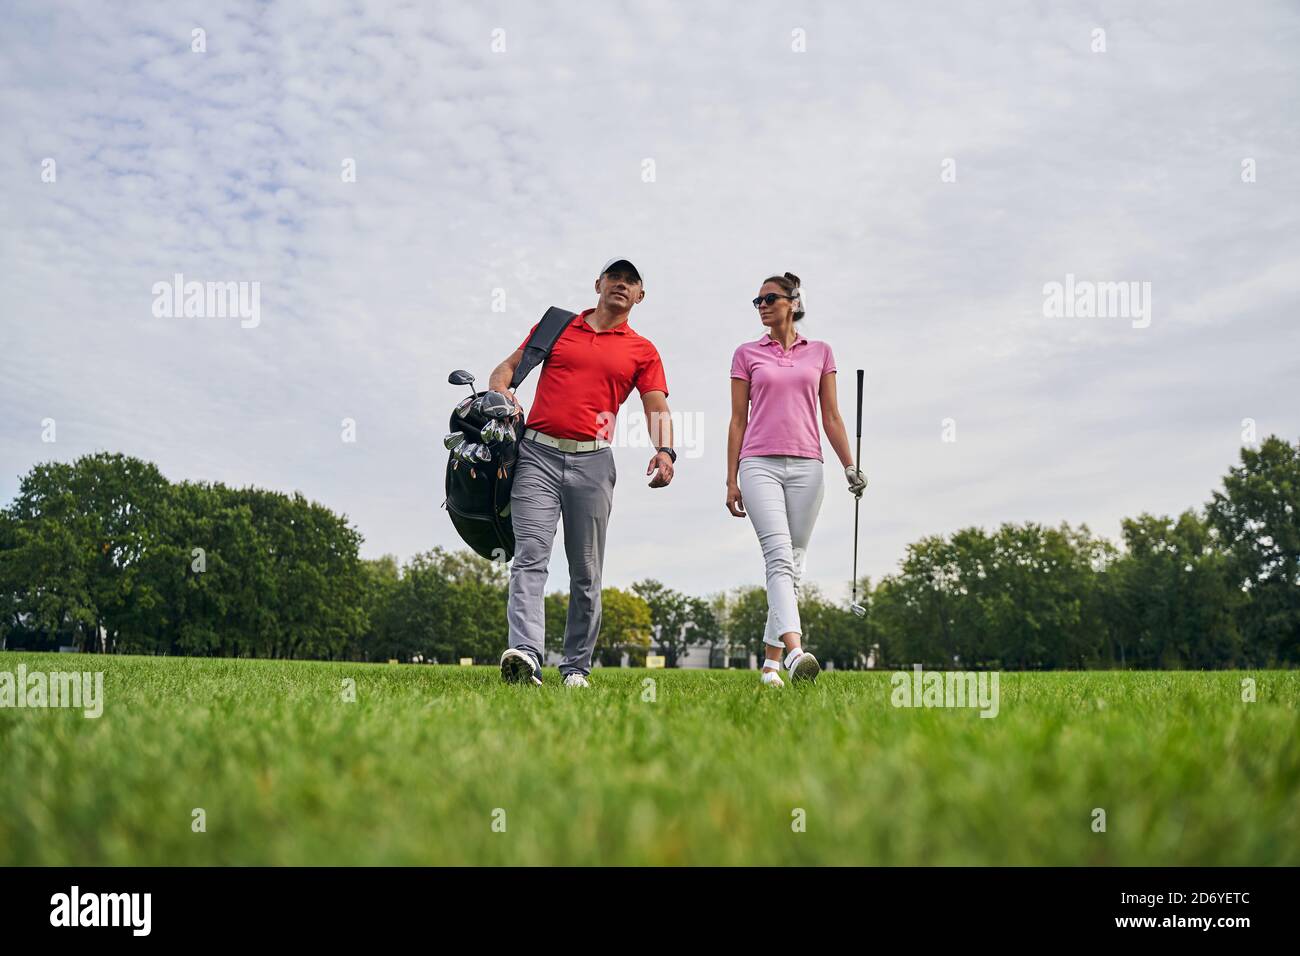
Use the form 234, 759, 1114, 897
845, 465, 867, 497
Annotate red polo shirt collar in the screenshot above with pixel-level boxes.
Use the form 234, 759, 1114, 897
576, 308, 632, 335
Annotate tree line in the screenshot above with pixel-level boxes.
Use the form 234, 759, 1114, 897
2, 437, 1297, 668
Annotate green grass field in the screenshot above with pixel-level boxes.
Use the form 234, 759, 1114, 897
1, 651, 1296, 865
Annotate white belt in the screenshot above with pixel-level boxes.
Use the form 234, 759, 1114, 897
525, 428, 610, 453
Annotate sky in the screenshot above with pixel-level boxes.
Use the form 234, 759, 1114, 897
2, 0, 1298, 605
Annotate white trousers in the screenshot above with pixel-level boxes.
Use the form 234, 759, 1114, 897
738, 455, 825, 647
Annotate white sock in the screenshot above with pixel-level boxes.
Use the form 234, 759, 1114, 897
762, 659, 780, 672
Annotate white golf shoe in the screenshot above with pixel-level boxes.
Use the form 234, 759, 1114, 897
563, 673, 590, 688
786, 648, 821, 684
760, 669, 785, 689
500, 648, 542, 686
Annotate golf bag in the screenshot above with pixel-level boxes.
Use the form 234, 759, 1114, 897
442, 307, 576, 561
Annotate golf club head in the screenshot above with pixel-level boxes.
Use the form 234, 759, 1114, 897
448, 369, 475, 387
479, 391, 513, 420
480, 420, 505, 443
443, 431, 466, 451
491, 420, 518, 445
454, 395, 476, 419
850, 603, 866, 618
458, 442, 490, 465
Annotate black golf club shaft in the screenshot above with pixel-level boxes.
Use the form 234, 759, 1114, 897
853, 369, 864, 607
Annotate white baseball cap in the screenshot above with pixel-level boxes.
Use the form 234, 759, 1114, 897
599, 257, 644, 285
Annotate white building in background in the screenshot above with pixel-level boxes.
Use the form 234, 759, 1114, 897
654, 642, 754, 669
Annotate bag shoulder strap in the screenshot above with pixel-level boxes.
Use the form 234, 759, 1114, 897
510, 307, 577, 388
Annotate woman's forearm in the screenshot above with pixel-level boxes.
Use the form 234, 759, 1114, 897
823, 414, 855, 469
727, 419, 746, 486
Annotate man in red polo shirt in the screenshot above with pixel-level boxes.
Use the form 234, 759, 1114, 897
487, 257, 675, 687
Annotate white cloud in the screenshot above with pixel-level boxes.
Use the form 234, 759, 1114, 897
1, 0, 1297, 606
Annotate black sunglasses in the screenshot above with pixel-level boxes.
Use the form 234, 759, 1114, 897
752, 292, 797, 308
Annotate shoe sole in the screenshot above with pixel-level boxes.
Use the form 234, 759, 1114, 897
791, 653, 820, 683
501, 650, 541, 686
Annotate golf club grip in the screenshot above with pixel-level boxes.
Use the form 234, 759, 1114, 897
855, 369, 864, 438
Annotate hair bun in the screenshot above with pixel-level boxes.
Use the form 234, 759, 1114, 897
784, 271, 802, 287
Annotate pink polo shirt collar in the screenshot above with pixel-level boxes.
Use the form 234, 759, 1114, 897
758, 332, 808, 349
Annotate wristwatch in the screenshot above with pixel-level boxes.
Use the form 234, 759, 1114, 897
656, 446, 677, 463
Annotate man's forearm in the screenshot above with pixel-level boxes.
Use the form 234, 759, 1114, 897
646, 408, 673, 449
488, 357, 518, 391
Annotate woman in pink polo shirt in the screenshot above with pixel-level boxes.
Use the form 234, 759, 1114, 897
727, 272, 866, 688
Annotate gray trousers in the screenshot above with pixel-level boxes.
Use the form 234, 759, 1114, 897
507, 437, 616, 677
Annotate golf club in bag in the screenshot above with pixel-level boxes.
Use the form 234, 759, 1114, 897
851, 368, 866, 617
441, 307, 576, 561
